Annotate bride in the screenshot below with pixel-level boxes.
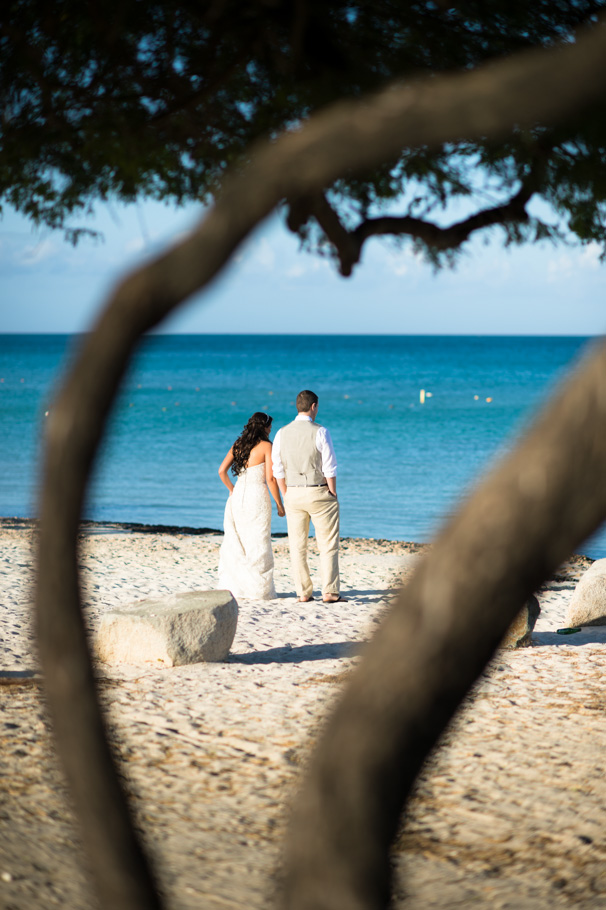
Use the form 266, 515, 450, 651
217, 412, 285, 599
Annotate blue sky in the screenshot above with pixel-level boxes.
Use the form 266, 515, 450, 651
0, 198, 604, 335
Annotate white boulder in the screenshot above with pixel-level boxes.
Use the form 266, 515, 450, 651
566, 559, 606, 627
96, 590, 238, 667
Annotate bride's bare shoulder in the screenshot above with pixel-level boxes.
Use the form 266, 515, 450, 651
246, 439, 271, 466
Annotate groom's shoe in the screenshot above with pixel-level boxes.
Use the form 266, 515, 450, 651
323, 594, 348, 603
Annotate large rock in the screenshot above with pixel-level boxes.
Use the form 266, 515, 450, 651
500, 595, 540, 649
566, 559, 606, 627
96, 590, 238, 667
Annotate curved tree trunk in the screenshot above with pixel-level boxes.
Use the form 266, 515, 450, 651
281, 340, 606, 910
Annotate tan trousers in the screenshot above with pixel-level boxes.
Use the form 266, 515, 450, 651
284, 485, 340, 599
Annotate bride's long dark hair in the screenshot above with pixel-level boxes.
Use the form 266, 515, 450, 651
231, 412, 273, 475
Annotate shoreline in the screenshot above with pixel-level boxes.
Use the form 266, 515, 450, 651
0, 515, 431, 549
0, 515, 226, 536
0, 516, 592, 562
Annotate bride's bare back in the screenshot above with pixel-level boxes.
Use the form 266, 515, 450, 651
246, 439, 271, 468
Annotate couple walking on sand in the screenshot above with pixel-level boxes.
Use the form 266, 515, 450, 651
217, 390, 345, 603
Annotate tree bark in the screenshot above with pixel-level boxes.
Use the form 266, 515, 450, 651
35, 16, 606, 910
281, 339, 606, 910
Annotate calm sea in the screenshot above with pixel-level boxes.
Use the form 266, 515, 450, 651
1, 333, 604, 557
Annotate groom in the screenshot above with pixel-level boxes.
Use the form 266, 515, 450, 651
272, 390, 344, 603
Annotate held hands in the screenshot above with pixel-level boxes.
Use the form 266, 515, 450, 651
277, 503, 286, 517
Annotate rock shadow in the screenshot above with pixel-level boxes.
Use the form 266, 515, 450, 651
533, 628, 606, 646
230, 640, 362, 664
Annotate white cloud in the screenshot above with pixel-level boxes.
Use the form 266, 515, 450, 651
252, 237, 276, 270
230, 236, 277, 273
547, 253, 574, 282
284, 256, 329, 279
455, 250, 514, 286
392, 259, 409, 277
376, 244, 423, 277
286, 262, 306, 278
124, 236, 146, 255
19, 237, 57, 266
579, 242, 602, 270
546, 243, 603, 282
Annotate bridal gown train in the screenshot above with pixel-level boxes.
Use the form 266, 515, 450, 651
218, 462, 277, 599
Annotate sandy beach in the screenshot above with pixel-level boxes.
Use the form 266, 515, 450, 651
1, 520, 606, 909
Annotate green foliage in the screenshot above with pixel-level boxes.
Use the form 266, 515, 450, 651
1, 0, 606, 265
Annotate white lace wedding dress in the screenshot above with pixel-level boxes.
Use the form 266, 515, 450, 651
218, 462, 277, 599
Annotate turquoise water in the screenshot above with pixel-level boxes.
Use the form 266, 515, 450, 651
1, 333, 604, 556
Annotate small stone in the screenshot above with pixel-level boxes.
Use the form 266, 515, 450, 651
1, 872, 12, 882
566, 559, 606, 627
500, 595, 540, 649
95, 590, 238, 667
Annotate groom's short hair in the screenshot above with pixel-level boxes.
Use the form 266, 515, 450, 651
296, 390, 318, 412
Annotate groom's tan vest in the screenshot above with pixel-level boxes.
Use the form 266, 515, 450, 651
280, 420, 325, 486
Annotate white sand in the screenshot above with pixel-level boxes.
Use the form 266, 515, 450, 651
1, 523, 606, 909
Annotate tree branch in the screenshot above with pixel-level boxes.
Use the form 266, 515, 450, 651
357, 181, 533, 249
146, 45, 252, 128
281, 337, 606, 910
36, 16, 606, 910
295, 179, 534, 276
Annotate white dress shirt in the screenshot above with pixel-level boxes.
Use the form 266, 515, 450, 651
272, 414, 337, 480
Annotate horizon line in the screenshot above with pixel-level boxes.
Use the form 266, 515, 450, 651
0, 330, 601, 339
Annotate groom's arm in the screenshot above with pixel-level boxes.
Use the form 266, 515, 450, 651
318, 428, 337, 497
272, 429, 287, 497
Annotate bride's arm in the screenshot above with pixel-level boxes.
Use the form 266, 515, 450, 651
218, 448, 235, 494
265, 446, 285, 516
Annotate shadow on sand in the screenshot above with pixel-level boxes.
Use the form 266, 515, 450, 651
533, 628, 606, 647
229, 640, 363, 664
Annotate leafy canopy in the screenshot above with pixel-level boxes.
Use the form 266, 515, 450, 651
1, 0, 606, 267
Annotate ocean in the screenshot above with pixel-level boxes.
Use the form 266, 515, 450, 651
1, 333, 605, 557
